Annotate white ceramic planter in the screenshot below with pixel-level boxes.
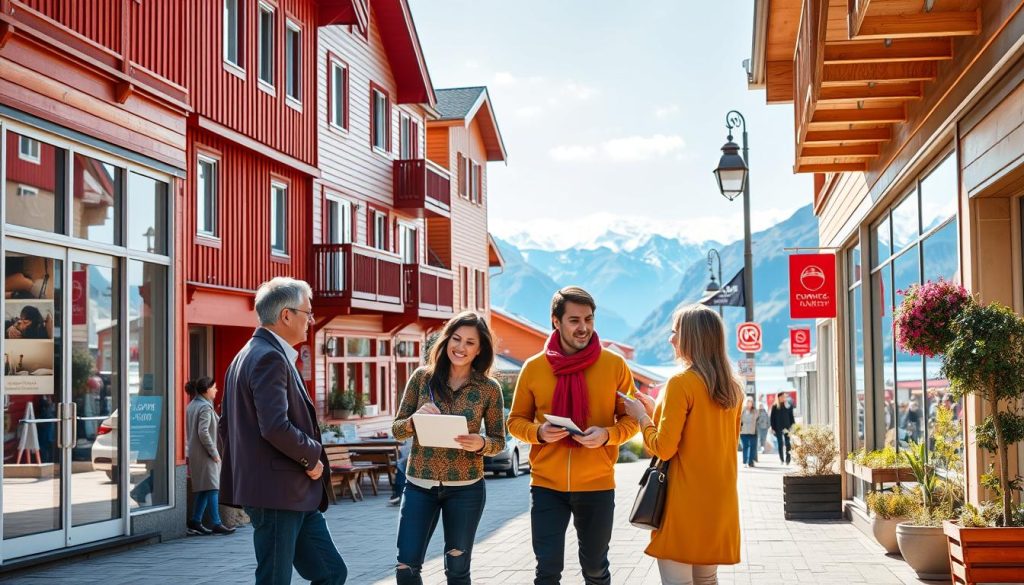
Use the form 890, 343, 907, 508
896, 522, 951, 580
871, 516, 904, 554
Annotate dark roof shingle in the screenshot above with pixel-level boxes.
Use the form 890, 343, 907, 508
436, 87, 486, 120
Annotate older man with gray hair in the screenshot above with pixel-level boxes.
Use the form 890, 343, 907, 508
219, 277, 346, 584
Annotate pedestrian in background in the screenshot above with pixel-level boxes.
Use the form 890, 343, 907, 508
508, 286, 640, 585
739, 397, 757, 468
391, 311, 507, 585
389, 438, 412, 506
753, 403, 770, 456
622, 304, 743, 584
770, 392, 796, 464
185, 376, 235, 536
219, 277, 346, 585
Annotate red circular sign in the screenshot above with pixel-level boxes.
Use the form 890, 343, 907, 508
799, 265, 826, 291
737, 322, 762, 352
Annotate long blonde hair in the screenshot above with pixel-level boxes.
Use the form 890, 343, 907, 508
673, 304, 744, 410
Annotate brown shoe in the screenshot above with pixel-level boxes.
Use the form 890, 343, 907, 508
211, 524, 236, 535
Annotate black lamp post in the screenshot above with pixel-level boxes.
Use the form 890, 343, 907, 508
713, 110, 754, 393
704, 249, 723, 317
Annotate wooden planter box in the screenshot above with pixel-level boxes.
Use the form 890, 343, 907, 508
844, 460, 916, 484
944, 521, 1024, 584
783, 474, 842, 520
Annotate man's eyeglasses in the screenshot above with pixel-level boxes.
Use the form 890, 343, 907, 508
288, 308, 315, 322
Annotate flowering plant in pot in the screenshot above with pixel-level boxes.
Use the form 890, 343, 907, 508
866, 487, 918, 554
940, 301, 1024, 582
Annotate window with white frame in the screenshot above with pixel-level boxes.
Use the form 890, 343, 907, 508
258, 3, 275, 87
223, 0, 243, 69
270, 182, 288, 254
16, 185, 38, 198
330, 59, 348, 130
372, 210, 388, 251
18, 136, 41, 164
197, 156, 218, 237
285, 20, 301, 102
399, 113, 417, 159
326, 197, 352, 244
372, 88, 389, 152
399, 224, 417, 263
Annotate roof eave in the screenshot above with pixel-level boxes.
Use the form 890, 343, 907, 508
748, 0, 770, 89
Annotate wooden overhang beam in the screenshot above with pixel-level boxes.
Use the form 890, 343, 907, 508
853, 10, 981, 40
796, 162, 867, 173
823, 39, 953, 64
803, 127, 891, 145
766, 61, 794, 103
822, 62, 937, 86
800, 144, 880, 159
808, 106, 906, 127
817, 81, 922, 103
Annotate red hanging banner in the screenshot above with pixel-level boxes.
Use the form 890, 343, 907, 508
790, 328, 811, 356
789, 253, 837, 319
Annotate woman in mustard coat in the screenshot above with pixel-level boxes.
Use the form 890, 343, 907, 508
623, 304, 743, 585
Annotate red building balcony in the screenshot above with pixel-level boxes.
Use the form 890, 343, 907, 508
393, 159, 451, 218
403, 264, 455, 320
313, 243, 404, 313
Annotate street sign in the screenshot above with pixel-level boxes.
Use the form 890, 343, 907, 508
737, 358, 756, 381
789, 253, 837, 319
790, 328, 811, 356
736, 322, 762, 353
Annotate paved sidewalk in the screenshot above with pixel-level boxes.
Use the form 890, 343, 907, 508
4, 457, 946, 584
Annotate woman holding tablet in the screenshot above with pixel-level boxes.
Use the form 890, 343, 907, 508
391, 311, 507, 585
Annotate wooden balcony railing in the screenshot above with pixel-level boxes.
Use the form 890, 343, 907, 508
313, 243, 403, 310
393, 159, 451, 218
403, 264, 455, 317
793, 0, 826, 164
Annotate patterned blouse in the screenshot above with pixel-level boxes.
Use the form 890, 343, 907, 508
392, 367, 506, 484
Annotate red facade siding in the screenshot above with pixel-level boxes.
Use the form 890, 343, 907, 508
21, 0, 124, 52
186, 129, 311, 291
190, 0, 319, 166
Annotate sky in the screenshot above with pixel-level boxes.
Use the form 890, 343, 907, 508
408, 0, 812, 249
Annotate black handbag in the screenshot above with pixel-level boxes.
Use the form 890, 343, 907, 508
629, 457, 669, 530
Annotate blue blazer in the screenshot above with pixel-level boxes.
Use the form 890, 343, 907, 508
219, 328, 330, 512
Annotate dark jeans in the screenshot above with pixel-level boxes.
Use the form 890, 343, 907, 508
393, 467, 407, 499
776, 431, 792, 463
245, 506, 347, 585
740, 434, 757, 465
396, 481, 486, 585
192, 489, 222, 525
531, 486, 614, 585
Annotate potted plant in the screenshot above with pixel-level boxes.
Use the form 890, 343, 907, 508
894, 437, 961, 580
866, 487, 917, 554
350, 390, 366, 417
783, 425, 842, 520
329, 390, 354, 419
845, 446, 915, 485
940, 301, 1024, 581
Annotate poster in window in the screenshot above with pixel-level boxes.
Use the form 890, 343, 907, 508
5, 256, 57, 395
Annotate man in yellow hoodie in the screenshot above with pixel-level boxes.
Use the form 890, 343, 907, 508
508, 286, 640, 585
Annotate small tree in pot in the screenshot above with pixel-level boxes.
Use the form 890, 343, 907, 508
783, 425, 841, 520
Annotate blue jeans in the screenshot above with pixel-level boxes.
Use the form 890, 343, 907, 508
393, 467, 407, 499
245, 506, 347, 585
776, 431, 792, 463
192, 489, 222, 525
396, 481, 486, 585
740, 434, 757, 465
531, 486, 614, 585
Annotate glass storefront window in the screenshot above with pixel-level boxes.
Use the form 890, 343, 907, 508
127, 261, 168, 509
873, 264, 896, 448
922, 220, 958, 282
73, 154, 121, 245
849, 243, 861, 283
891, 192, 920, 253
872, 216, 891, 268
5, 132, 66, 233
893, 250, 922, 449
850, 284, 865, 452
346, 337, 370, 357
127, 173, 168, 255
921, 155, 957, 234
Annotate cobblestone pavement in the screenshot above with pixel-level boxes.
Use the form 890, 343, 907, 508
4, 457, 948, 584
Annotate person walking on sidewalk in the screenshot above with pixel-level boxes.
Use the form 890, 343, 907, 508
755, 402, 771, 456
621, 304, 743, 585
388, 438, 412, 507
770, 392, 796, 464
185, 376, 234, 536
391, 311, 507, 585
219, 277, 346, 585
508, 286, 640, 585
739, 397, 758, 468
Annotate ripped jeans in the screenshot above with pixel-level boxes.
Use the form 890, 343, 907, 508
395, 480, 486, 585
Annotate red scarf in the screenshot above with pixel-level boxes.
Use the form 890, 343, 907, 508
545, 330, 602, 447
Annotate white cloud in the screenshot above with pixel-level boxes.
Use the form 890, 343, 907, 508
561, 81, 598, 100
548, 144, 597, 161
602, 134, 684, 161
655, 104, 680, 119
515, 105, 545, 119
493, 71, 518, 85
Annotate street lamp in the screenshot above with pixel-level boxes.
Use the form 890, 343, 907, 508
704, 249, 723, 317
713, 110, 754, 394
